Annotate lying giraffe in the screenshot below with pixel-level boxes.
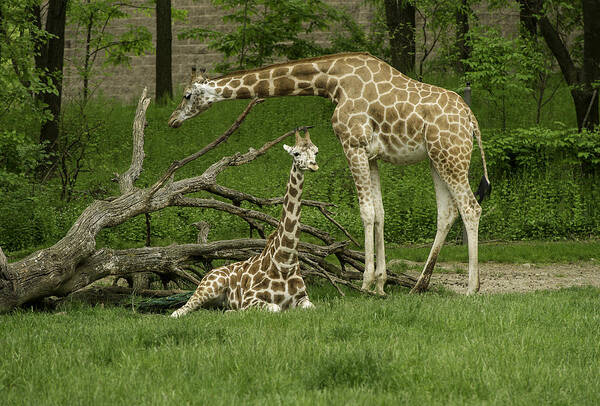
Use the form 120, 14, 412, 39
171, 130, 318, 317
168, 52, 490, 295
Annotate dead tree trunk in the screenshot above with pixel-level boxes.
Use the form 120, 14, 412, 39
0, 89, 415, 313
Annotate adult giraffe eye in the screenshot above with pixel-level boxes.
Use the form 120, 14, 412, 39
293, 152, 300, 157
184, 93, 191, 100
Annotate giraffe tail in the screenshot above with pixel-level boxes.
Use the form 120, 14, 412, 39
472, 117, 491, 204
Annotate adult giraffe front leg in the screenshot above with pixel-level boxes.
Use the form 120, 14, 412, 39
336, 128, 384, 294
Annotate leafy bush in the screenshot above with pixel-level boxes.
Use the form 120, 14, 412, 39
0, 130, 48, 190
483, 127, 600, 173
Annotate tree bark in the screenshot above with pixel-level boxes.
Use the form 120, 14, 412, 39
455, 0, 471, 74
582, 0, 600, 129
517, 0, 539, 38
155, 0, 173, 104
37, 0, 68, 162
383, 0, 415, 74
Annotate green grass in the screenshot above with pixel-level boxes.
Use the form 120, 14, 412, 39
388, 240, 600, 264
2, 286, 600, 405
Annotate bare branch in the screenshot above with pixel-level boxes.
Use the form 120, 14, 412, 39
203, 183, 335, 209
148, 98, 264, 196
117, 87, 150, 193
316, 206, 360, 246
172, 196, 335, 244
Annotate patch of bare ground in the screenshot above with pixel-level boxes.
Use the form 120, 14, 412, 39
409, 261, 600, 294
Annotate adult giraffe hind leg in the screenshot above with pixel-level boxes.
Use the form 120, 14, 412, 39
419, 161, 482, 295
410, 165, 459, 293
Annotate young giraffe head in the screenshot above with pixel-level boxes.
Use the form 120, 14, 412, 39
283, 129, 319, 172
168, 68, 219, 128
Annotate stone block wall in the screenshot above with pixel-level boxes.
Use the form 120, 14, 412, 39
61, 0, 519, 102
62, 0, 374, 102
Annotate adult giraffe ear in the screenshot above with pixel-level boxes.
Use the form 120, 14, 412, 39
283, 144, 293, 155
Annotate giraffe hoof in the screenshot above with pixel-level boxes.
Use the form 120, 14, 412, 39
374, 289, 386, 297
266, 303, 282, 312
299, 300, 315, 309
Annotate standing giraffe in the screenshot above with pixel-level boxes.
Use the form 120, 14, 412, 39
171, 129, 318, 317
168, 52, 490, 295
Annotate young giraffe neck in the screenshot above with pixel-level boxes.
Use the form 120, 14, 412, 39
270, 162, 304, 271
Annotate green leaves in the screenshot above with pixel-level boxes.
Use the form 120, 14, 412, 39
483, 127, 600, 172
0, 130, 48, 190
67, 0, 154, 97
178, 0, 342, 73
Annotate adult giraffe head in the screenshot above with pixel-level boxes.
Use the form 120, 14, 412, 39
168, 67, 219, 128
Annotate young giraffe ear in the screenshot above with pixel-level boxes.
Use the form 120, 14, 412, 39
283, 144, 293, 154
304, 130, 311, 143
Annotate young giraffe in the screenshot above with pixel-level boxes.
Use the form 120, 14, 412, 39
171, 130, 318, 317
168, 52, 490, 295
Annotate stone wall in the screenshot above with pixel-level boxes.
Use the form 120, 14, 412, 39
61, 1, 519, 102
62, 0, 375, 102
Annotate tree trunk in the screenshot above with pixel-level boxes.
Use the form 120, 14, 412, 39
37, 0, 68, 163
455, 0, 470, 74
582, 0, 600, 130
517, 0, 539, 38
383, 0, 415, 74
155, 0, 173, 104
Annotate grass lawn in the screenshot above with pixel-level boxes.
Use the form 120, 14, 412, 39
2, 282, 600, 405
388, 240, 600, 264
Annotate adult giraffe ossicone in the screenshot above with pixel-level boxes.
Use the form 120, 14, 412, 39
168, 52, 490, 295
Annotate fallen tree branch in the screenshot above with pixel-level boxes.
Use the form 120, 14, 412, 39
0, 89, 416, 313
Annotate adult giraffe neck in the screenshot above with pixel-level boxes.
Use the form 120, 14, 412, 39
207, 53, 381, 103
209, 65, 332, 101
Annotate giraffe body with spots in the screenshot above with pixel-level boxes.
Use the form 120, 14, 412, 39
171, 130, 318, 317
169, 52, 490, 296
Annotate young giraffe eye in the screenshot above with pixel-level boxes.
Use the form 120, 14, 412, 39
293, 152, 300, 157
184, 93, 191, 100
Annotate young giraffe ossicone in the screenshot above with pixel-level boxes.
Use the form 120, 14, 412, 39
168, 52, 491, 295
171, 129, 318, 317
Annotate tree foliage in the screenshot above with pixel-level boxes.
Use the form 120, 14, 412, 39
67, 0, 154, 102
179, 0, 341, 72
0, 1, 57, 123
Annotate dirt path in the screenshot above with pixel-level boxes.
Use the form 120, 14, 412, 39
408, 261, 600, 294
